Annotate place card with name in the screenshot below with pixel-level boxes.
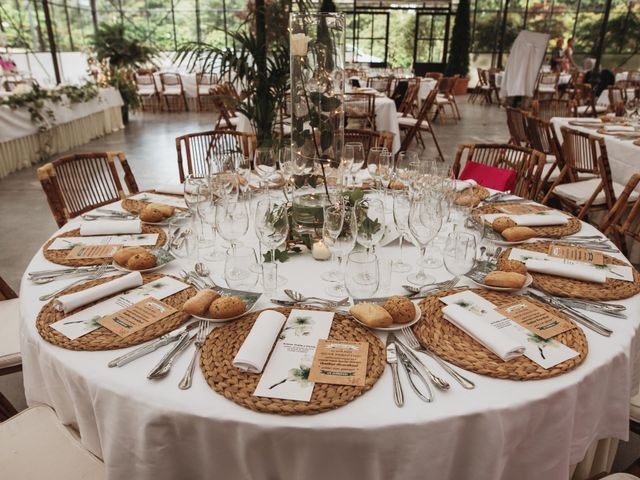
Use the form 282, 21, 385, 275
50, 276, 190, 340
308, 340, 369, 387
48, 234, 159, 250
254, 309, 334, 402
496, 299, 575, 339
98, 298, 177, 337
129, 192, 188, 210
548, 244, 605, 265
66, 244, 121, 260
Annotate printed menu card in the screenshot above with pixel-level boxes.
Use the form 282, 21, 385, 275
66, 244, 121, 260
50, 276, 189, 340
440, 291, 578, 369
308, 340, 369, 387
254, 309, 334, 401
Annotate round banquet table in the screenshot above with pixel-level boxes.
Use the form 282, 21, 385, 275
19, 191, 640, 480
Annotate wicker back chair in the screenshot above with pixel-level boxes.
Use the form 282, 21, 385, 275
505, 107, 529, 146
159, 73, 188, 111
37, 152, 138, 227
366, 76, 392, 96
175, 130, 257, 182
398, 89, 444, 160
525, 115, 565, 199
344, 129, 393, 160
535, 72, 560, 99
599, 174, 640, 256
573, 84, 607, 117
134, 73, 160, 112
468, 68, 486, 104
531, 99, 574, 122
607, 86, 627, 109
452, 144, 545, 199
344, 92, 376, 130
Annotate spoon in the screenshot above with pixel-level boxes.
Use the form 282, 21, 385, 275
284, 289, 350, 307
195, 262, 217, 288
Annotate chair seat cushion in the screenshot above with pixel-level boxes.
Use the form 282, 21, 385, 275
198, 85, 213, 95
0, 298, 20, 370
398, 116, 418, 127
538, 85, 557, 92
163, 85, 182, 95
137, 86, 156, 95
576, 104, 608, 114
0, 405, 105, 479
459, 160, 517, 192
553, 178, 639, 205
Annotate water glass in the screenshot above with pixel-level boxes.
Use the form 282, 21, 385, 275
262, 262, 278, 294
408, 194, 442, 285
254, 147, 277, 195
345, 251, 380, 299
184, 175, 208, 215
392, 191, 411, 273
225, 246, 259, 289
377, 257, 393, 295
443, 232, 477, 276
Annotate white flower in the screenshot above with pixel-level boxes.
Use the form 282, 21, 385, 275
291, 33, 310, 57
13, 83, 33, 95
0, 33, 7, 48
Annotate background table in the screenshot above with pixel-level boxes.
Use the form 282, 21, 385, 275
19, 192, 640, 480
0, 87, 124, 178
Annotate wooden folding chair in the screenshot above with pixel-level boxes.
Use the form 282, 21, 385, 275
433, 77, 460, 123
196, 72, 219, 112
607, 86, 627, 113
344, 129, 394, 160
531, 99, 575, 122
505, 107, 530, 146
468, 68, 485, 104
396, 80, 420, 117
211, 83, 242, 130
175, 129, 257, 182
135, 73, 160, 112
398, 89, 444, 160
366, 76, 392, 97
598, 173, 640, 257
344, 93, 376, 130
535, 72, 560, 99
525, 115, 565, 200
573, 84, 608, 117
37, 152, 139, 227
159, 73, 188, 112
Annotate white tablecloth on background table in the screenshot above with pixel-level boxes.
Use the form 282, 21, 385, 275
597, 89, 636, 107
419, 78, 438, 101
495, 72, 571, 89
20, 191, 640, 480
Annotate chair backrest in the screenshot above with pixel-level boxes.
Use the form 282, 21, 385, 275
629, 71, 640, 87
452, 143, 542, 198
160, 73, 183, 89
37, 152, 138, 227
175, 130, 257, 182
608, 86, 626, 106
196, 72, 218, 86
0, 275, 17, 300
397, 81, 420, 116
425, 72, 443, 81
344, 92, 376, 124
366, 76, 392, 96
399, 89, 438, 152
525, 116, 562, 159
438, 77, 457, 95
599, 173, 640, 255
505, 107, 529, 146
344, 129, 392, 160
531, 99, 574, 122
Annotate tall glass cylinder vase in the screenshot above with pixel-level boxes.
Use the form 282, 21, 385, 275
290, 12, 345, 178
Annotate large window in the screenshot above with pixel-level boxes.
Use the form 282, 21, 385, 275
345, 11, 389, 66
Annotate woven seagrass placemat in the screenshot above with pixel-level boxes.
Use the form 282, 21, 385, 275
499, 243, 640, 300
200, 307, 385, 415
42, 226, 166, 267
413, 288, 588, 380
121, 190, 187, 215
473, 203, 581, 238
36, 273, 195, 351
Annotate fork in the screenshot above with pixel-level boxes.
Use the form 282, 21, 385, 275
401, 326, 475, 389
402, 276, 460, 295
179, 320, 209, 390
39, 263, 110, 301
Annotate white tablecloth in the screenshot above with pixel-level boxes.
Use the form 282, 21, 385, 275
495, 72, 571, 89
0, 87, 123, 143
419, 78, 438, 101
20, 192, 640, 480
597, 89, 636, 107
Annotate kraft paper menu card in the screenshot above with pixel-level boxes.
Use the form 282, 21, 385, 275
129, 192, 188, 210
548, 244, 605, 265
48, 234, 159, 250
495, 299, 575, 339
98, 298, 177, 337
50, 276, 190, 340
440, 291, 578, 368
308, 340, 369, 386
66, 244, 121, 260
496, 204, 546, 215
254, 309, 334, 401
508, 247, 634, 282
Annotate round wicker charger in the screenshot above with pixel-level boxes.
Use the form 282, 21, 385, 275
413, 288, 588, 380
473, 203, 581, 238
42, 226, 166, 267
36, 273, 195, 351
499, 243, 640, 300
634, 139, 640, 146
200, 307, 385, 415
121, 190, 187, 215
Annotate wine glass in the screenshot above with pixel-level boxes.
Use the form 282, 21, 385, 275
254, 147, 277, 195
367, 146, 387, 193
392, 191, 411, 273
348, 142, 365, 186
225, 246, 259, 290
183, 175, 208, 216
395, 151, 418, 188
345, 251, 379, 299
278, 144, 294, 198
407, 194, 442, 285
254, 198, 289, 284
378, 150, 393, 195
233, 153, 253, 200
355, 196, 386, 253
323, 205, 357, 297
321, 201, 346, 283
215, 198, 249, 251
443, 232, 477, 276
342, 144, 355, 187
197, 185, 225, 261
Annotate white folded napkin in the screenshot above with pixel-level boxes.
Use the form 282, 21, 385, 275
603, 125, 635, 133
80, 219, 142, 236
482, 213, 568, 227
454, 179, 478, 192
442, 304, 526, 361
155, 183, 184, 195
574, 118, 602, 124
525, 259, 607, 283
53, 271, 143, 313
233, 310, 287, 373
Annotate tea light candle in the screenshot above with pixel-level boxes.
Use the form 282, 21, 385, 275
312, 240, 331, 261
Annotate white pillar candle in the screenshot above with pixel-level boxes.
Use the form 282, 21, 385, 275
312, 240, 331, 261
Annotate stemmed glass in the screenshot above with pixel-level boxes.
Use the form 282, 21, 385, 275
322, 204, 357, 297
184, 175, 212, 250
345, 251, 380, 299
408, 194, 442, 285
197, 185, 225, 261
367, 146, 388, 194
233, 153, 253, 200
215, 198, 249, 251
254, 198, 289, 285
225, 246, 259, 290
443, 232, 477, 276
348, 142, 365, 186
341, 144, 355, 187
355, 196, 386, 254
278, 145, 294, 199
321, 202, 345, 282
395, 151, 418, 188
254, 147, 277, 196
392, 191, 411, 273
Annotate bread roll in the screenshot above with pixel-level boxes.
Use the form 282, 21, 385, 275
126, 252, 156, 270
113, 246, 147, 266
148, 202, 175, 217
501, 226, 538, 242
209, 296, 247, 319
484, 271, 526, 289
498, 259, 527, 275
382, 296, 416, 324
182, 289, 220, 316
388, 179, 406, 190
350, 303, 393, 328
492, 217, 517, 233
455, 194, 481, 207
139, 205, 165, 223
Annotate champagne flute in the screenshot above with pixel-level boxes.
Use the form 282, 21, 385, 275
321, 201, 346, 282
254, 198, 289, 285
408, 194, 442, 285
395, 151, 418, 189
367, 146, 387, 193
254, 147, 277, 196
233, 153, 252, 200
348, 142, 365, 186
342, 144, 355, 187
443, 232, 477, 276
278, 144, 294, 199
392, 191, 411, 273
323, 205, 357, 297
197, 185, 225, 261
345, 251, 379, 299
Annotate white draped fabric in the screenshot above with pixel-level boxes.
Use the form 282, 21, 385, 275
19, 192, 640, 480
499, 31, 550, 98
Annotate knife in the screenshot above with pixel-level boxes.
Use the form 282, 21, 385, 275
147, 331, 197, 379
385, 333, 404, 407
108, 321, 199, 368
393, 337, 433, 402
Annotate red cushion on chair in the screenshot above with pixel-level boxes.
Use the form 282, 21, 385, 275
458, 160, 518, 192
